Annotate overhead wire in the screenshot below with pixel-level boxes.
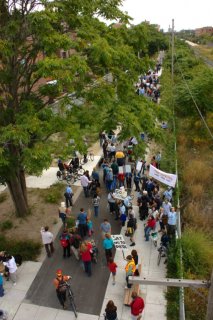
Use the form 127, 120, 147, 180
174, 54, 213, 140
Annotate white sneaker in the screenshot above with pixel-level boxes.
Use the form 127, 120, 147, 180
13, 282, 16, 286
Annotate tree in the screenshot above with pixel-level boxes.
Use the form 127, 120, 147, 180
0, 0, 168, 217
0, 0, 128, 216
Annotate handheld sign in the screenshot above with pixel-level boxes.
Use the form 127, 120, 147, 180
111, 234, 128, 250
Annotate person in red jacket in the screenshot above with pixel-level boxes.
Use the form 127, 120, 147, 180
79, 241, 92, 277
130, 291, 145, 320
144, 215, 156, 241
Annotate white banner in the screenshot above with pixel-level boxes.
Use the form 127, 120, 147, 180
149, 165, 177, 188
111, 234, 128, 250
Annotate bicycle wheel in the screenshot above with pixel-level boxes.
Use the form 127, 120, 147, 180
66, 175, 75, 185
68, 289, 78, 318
157, 251, 161, 266
57, 171, 63, 181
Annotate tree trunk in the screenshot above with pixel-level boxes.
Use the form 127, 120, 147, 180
7, 170, 29, 217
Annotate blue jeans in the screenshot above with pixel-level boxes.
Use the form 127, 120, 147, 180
83, 186, 89, 197
84, 261, 92, 276
94, 206, 99, 217
144, 226, 152, 241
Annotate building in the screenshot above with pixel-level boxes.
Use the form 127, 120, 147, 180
195, 26, 213, 37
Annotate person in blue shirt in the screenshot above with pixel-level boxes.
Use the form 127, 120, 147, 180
64, 185, 73, 208
77, 208, 87, 238
167, 207, 177, 239
163, 187, 173, 202
0, 273, 4, 297
103, 234, 114, 262
92, 168, 99, 183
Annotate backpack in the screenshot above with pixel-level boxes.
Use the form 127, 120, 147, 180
73, 238, 80, 249
60, 235, 69, 248
57, 276, 67, 293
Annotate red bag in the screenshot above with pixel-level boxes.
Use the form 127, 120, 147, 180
60, 238, 68, 248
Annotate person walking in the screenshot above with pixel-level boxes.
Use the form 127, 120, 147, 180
77, 208, 88, 238
92, 193, 100, 217
79, 241, 92, 277
40, 226, 54, 257
58, 202, 67, 227
108, 257, 117, 285
130, 292, 145, 320
103, 234, 114, 263
108, 192, 116, 215
127, 214, 137, 246
60, 229, 71, 258
53, 269, 71, 310
125, 255, 136, 288
64, 185, 73, 208
105, 300, 117, 320
80, 173, 91, 198
0, 273, 4, 297
167, 207, 177, 239
100, 219, 111, 239
3, 255, 17, 285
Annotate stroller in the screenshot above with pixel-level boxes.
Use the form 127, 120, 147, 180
90, 240, 98, 264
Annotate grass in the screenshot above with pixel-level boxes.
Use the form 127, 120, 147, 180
40, 182, 65, 204
197, 45, 213, 62
0, 219, 13, 231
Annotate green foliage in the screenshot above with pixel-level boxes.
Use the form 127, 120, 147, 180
41, 183, 64, 204
0, 234, 41, 261
0, 219, 13, 231
181, 230, 213, 277
66, 216, 76, 229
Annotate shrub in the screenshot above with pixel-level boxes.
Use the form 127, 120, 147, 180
0, 235, 41, 261
181, 230, 213, 277
66, 216, 76, 229
41, 182, 64, 204
0, 220, 13, 231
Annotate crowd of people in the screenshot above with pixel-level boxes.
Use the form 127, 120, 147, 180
0, 60, 170, 320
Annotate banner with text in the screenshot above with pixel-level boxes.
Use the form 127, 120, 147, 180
149, 164, 177, 188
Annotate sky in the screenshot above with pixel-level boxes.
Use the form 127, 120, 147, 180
119, 0, 213, 31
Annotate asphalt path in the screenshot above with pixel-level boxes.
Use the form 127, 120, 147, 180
25, 177, 121, 315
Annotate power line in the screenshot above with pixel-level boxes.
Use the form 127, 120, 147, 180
175, 54, 213, 140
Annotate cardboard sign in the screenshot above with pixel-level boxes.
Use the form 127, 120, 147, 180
136, 161, 143, 172
111, 234, 128, 250
113, 188, 127, 200
125, 165, 131, 173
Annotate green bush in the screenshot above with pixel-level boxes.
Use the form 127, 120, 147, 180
42, 182, 64, 204
181, 230, 213, 277
66, 216, 76, 229
0, 235, 41, 261
0, 220, 13, 231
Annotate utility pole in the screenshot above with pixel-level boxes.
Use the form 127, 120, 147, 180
171, 19, 175, 83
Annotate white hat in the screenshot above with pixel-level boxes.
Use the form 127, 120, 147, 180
143, 190, 148, 195
61, 202, 66, 208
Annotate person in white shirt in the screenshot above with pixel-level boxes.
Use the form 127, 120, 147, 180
3, 255, 17, 285
40, 226, 54, 257
80, 174, 91, 198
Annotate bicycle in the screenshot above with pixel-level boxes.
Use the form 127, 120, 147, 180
56, 170, 76, 184
65, 281, 78, 318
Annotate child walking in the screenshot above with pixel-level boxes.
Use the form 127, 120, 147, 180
87, 218, 93, 237
108, 257, 117, 285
